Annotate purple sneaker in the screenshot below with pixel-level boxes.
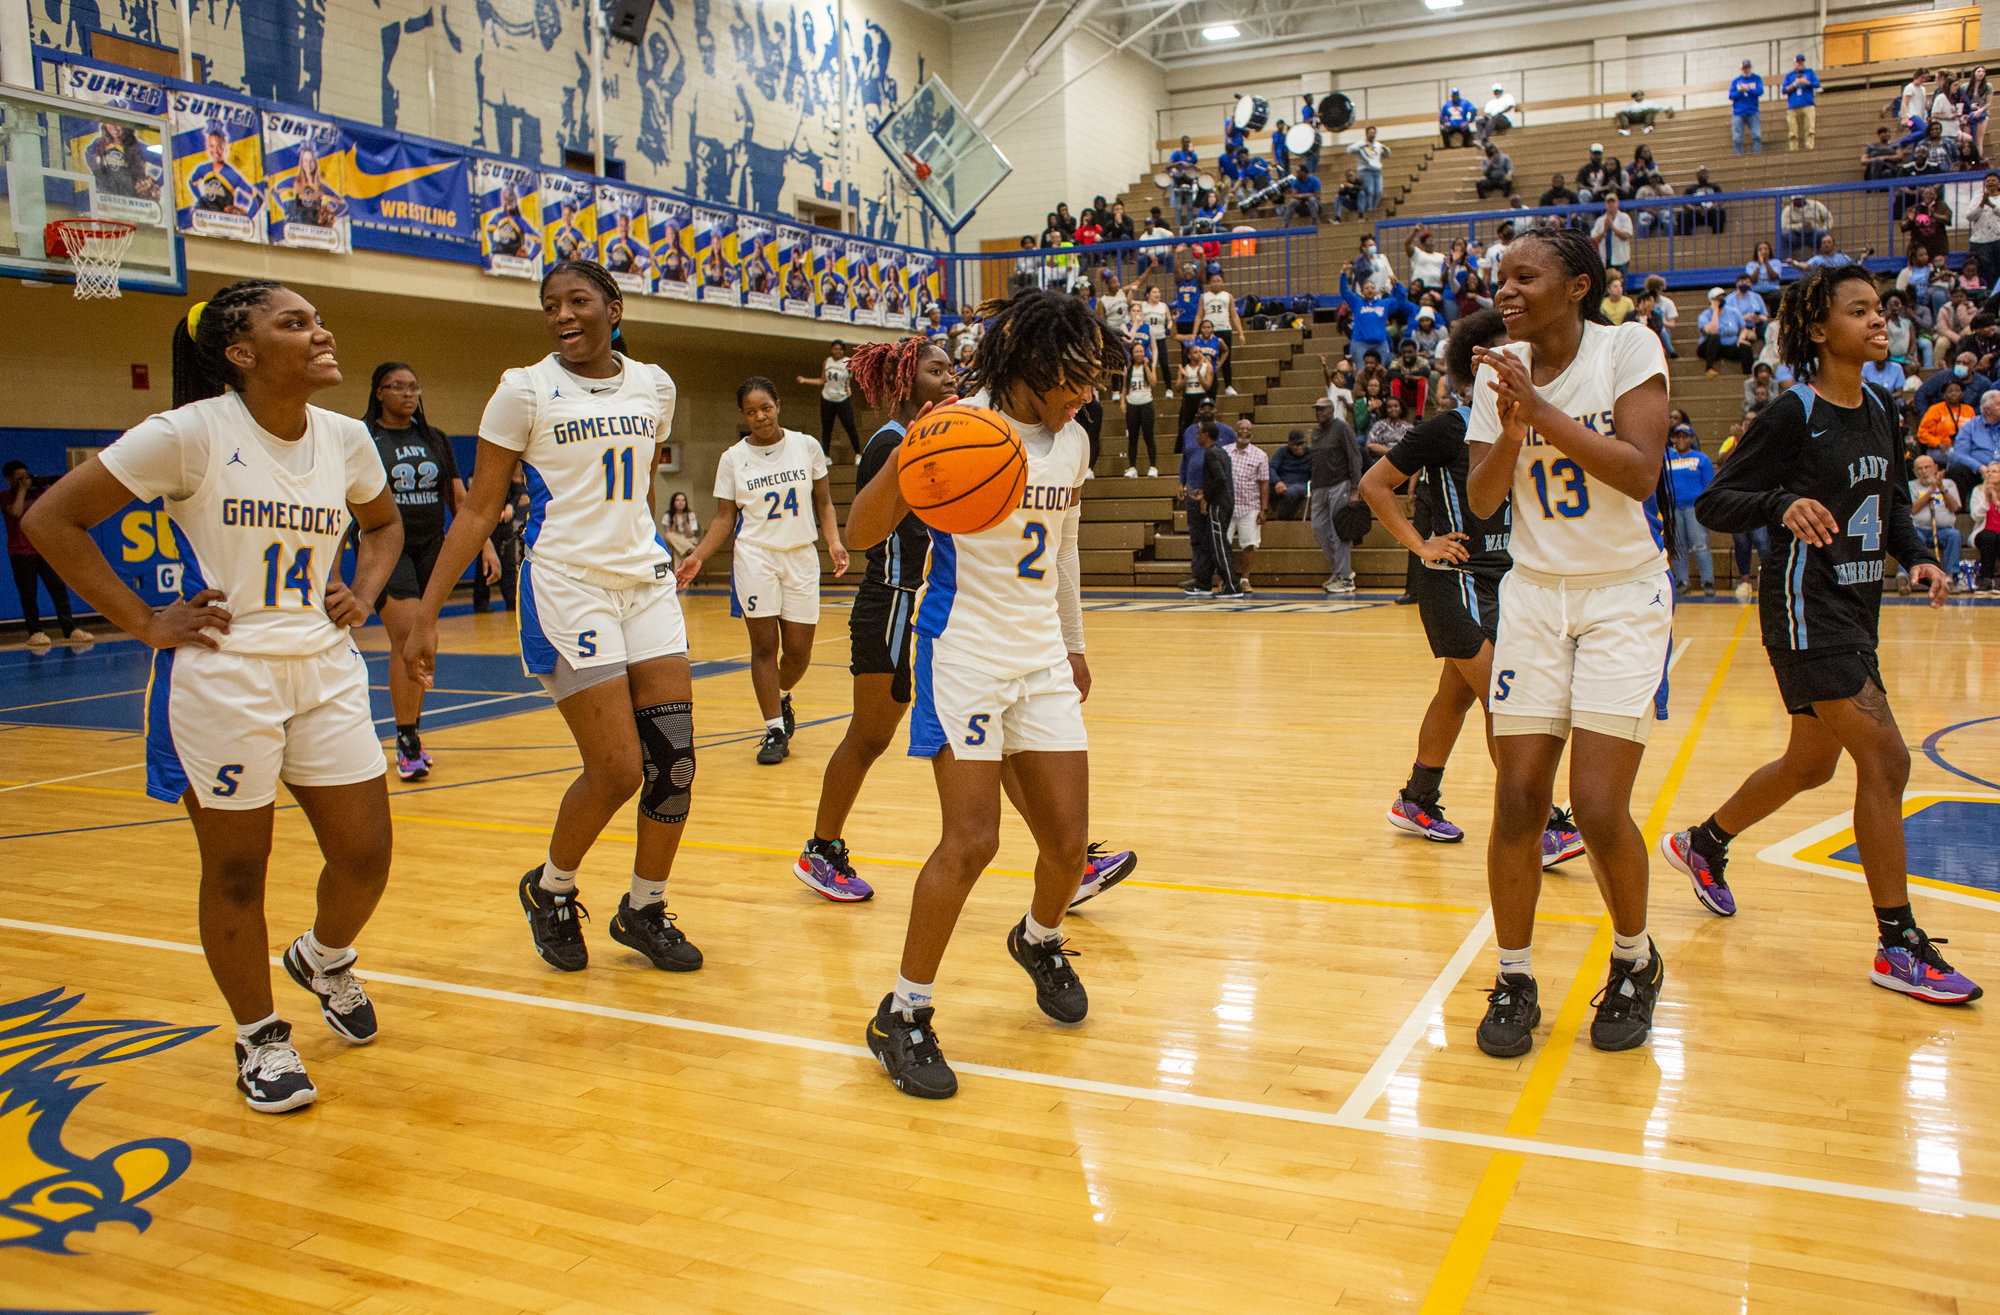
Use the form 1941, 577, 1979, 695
1070, 842, 1136, 909
1659, 829, 1735, 916
1872, 933, 1983, 1004
1540, 806, 1585, 869
793, 839, 874, 902
1388, 796, 1463, 842
395, 746, 432, 781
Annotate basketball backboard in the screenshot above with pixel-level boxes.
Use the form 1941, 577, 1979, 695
873, 75, 1012, 235
0, 81, 183, 293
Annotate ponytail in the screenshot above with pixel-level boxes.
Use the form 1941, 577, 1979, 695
171, 279, 284, 406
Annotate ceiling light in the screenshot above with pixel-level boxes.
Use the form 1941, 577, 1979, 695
1201, 23, 1241, 40
1423, 0, 1463, 9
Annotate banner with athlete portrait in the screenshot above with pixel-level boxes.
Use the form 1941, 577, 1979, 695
170, 92, 263, 241
48, 63, 168, 227
777, 226, 814, 317
539, 172, 597, 270
878, 246, 911, 329
648, 196, 694, 301
262, 110, 348, 253
813, 232, 847, 322
694, 206, 739, 306
595, 184, 652, 296
738, 215, 778, 311
912, 253, 943, 323
846, 238, 881, 325
472, 158, 540, 278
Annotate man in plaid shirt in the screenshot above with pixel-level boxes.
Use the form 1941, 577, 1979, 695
1226, 420, 1271, 590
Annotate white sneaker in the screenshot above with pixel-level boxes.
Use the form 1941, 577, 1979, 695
1327, 577, 1357, 595
24, 631, 50, 647
1734, 581, 1753, 600
1123, 467, 1139, 478
1146, 466, 1158, 477
1083, 468, 1095, 480
63, 627, 92, 643
1225, 386, 1239, 396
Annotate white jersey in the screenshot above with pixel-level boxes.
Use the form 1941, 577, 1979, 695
914, 392, 1088, 680
1466, 320, 1670, 581
1201, 290, 1234, 329
715, 429, 828, 552
99, 393, 385, 658
821, 357, 852, 403
1141, 302, 1170, 337
1099, 291, 1129, 324
480, 353, 678, 585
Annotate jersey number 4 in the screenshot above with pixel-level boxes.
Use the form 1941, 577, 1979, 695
763, 487, 801, 519
261, 544, 314, 608
1528, 458, 1590, 520
1846, 494, 1881, 552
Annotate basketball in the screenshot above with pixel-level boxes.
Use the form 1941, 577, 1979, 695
897, 404, 1027, 535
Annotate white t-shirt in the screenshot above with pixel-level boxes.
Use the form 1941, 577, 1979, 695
1407, 247, 1445, 288
479, 353, 678, 583
1481, 239, 1509, 281
99, 393, 386, 657
1903, 82, 1929, 123
1348, 140, 1389, 170
1590, 211, 1634, 268
913, 391, 1087, 679
1466, 320, 1670, 580
1933, 92, 1962, 135
714, 428, 828, 552
1200, 289, 1234, 330
821, 357, 852, 403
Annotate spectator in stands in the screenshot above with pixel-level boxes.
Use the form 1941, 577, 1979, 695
1271, 118, 1291, 175
1183, 420, 1243, 598
1933, 71, 1965, 151
1389, 338, 1431, 416
1895, 69, 1933, 150
1073, 208, 1102, 250
1904, 186, 1954, 258
1475, 142, 1514, 199
1744, 241, 1785, 308
1348, 126, 1389, 214
1934, 283, 1975, 360
1321, 168, 1356, 224
1744, 362, 1777, 411
1168, 136, 1199, 230
1289, 163, 1323, 223
1883, 294, 1928, 370
1440, 89, 1476, 148
1915, 350, 1990, 417
1119, 338, 1158, 478
1615, 89, 1674, 136
1366, 392, 1412, 467
1575, 144, 1614, 203
1783, 54, 1820, 151
1730, 59, 1765, 154
4, 460, 87, 646
1949, 388, 2000, 493
1404, 228, 1445, 292
1973, 461, 2000, 592
1478, 83, 1517, 143
1353, 233, 1394, 290
1964, 174, 2000, 295
1103, 201, 1135, 243
1908, 453, 1966, 587
1226, 421, 1270, 587
1338, 270, 1417, 371
1590, 195, 1633, 276
1903, 141, 1946, 183
1966, 67, 1993, 162
1539, 172, 1578, 209
1667, 427, 1716, 595
1863, 352, 1909, 399
1353, 374, 1385, 434
1216, 147, 1244, 209
1698, 286, 1755, 375
1269, 429, 1312, 520
1053, 203, 1077, 237
1298, 95, 1324, 174
1176, 359, 1215, 451
1318, 353, 1356, 415
1307, 398, 1364, 593
1781, 195, 1831, 257
1645, 274, 1680, 355
1724, 275, 1769, 336
1622, 144, 1657, 198
1409, 305, 1447, 359
1668, 165, 1722, 236
1864, 125, 1907, 179
1600, 272, 1636, 325
1963, 314, 2000, 376
1479, 220, 1515, 282
1920, 379, 1975, 455
1632, 172, 1674, 234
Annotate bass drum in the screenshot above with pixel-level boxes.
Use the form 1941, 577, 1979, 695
1153, 172, 1173, 189
1233, 94, 1269, 133
1284, 123, 1320, 156
1319, 92, 1356, 132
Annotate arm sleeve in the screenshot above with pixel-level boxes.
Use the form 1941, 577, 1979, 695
97, 410, 207, 504
1694, 396, 1802, 532
1886, 473, 1940, 572
1055, 499, 1084, 653
338, 420, 389, 504
476, 370, 539, 452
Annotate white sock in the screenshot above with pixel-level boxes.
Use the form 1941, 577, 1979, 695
1023, 911, 1062, 945
540, 855, 578, 894
765, 716, 785, 733
1612, 929, 1651, 967
630, 873, 666, 909
780, 687, 793, 702
299, 928, 350, 973
893, 975, 934, 1015
236, 1011, 281, 1043
1498, 945, 1533, 978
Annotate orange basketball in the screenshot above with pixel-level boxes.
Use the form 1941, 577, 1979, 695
897, 405, 1027, 535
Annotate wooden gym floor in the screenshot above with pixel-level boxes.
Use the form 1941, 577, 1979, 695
2, 587, 1998, 1313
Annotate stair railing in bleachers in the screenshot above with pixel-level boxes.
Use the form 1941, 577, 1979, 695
947, 226, 1327, 314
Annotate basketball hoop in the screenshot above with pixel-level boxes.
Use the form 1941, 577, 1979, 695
46, 219, 137, 299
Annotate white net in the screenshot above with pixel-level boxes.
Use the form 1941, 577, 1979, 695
55, 221, 137, 299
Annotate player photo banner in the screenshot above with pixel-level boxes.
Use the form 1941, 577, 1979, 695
694, 206, 740, 306
262, 111, 348, 253
343, 131, 473, 248
473, 159, 540, 278
813, 231, 847, 322
879, 247, 911, 329
846, 238, 881, 326
49, 63, 168, 228
778, 226, 813, 317
170, 92, 263, 242
913, 253, 942, 323
540, 172, 597, 270
596, 184, 652, 295
739, 215, 778, 312
648, 196, 694, 301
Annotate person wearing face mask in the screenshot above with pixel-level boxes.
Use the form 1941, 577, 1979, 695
1723, 277, 1769, 335
1352, 233, 1394, 290
1913, 350, 1991, 418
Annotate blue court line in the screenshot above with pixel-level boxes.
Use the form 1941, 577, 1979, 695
1921, 715, 2000, 793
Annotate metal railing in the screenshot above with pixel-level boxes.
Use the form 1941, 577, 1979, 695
1372, 171, 1996, 291
944, 227, 1327, 313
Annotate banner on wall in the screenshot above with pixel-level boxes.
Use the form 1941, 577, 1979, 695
739, 215, 778, 312
262, 110, 348, 252
913, 253, 942, 323
648, 196, 694, 301
48, 63, 168, 227
170, 92, 263, 241
813, 232, 847, 322
540, 172, 596, 268
778, 226, 813, 317
343, 131, 474, 249
694, 207, 739, 306
596, 184, 652, 295
473, 160, 540, 277
879, 247, 911, 329
846, 239, 880, 326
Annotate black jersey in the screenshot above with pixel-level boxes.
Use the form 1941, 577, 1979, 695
368, 421, 460, 544
1381, 405, 1512, 577
855, 420, 931, 591
1695, 383, 1937, 653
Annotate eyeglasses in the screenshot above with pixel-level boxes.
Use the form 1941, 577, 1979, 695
379, 382, 422, 394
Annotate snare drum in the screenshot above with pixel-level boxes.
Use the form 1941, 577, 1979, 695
1233, 94, 1269, 133
1197, 173, 1215, 192
1285, 123, 1320, 156
1153, 172, 1173, 189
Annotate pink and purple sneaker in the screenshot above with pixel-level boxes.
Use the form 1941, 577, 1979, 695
794, 839, 874, 902
1541, 806, 1585, 869
1872, 932, 1983, 1004
1659, 829, 1735, 916
395, 745, 433, 781
1388, 796, 1463, 842
1070, 843, 1137, 909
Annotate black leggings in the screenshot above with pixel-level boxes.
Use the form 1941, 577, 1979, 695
818, 396, 859, 452
1978, 527, 2000, 579
1699, 335, 1754, 373
1125, 401, 1157, 468
1176, 391, 1207, 451
11, 552, 75, 635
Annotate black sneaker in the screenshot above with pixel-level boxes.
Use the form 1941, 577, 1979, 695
608, 895, 704, 971
866, 993, 957, 1099
1590, 941, 1665, 1051
1006, 917, 1088, 1023
780, 692, 796, 737
282, 938, 378, 1043
756, 727, 790, 764
234, 1019, 317, 1113
518, 867, 590, 971
1476, 973, 1541, 1057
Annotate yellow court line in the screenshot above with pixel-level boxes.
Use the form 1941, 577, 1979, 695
1419, 606, 1750, 1314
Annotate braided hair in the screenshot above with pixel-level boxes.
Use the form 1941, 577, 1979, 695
171, 278, 284, 405
1442, 308, 1507, 390
848, 336, 946, 413
1775, 263, 1877, 384
540, 259, 628, 356
966, 288, 1123, 406
1505, 226, 1609, 325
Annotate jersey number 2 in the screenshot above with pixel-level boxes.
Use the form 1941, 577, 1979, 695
261, 544, 314, 608
1528, 458, 1589, 520
1017, 521, 1049, 579
1846, 494, 1882, 552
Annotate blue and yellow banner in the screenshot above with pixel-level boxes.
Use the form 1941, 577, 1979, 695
47, 63, 169, 228
846, 238, 879, 325
740, 215, 778, 312
343, 131, 472, 249
597, 184, 651, 295
540, 172, 597, 270
778, 225, 813, 318
913, 253, 942, 322
170, 91, 262, 242
880, 247, 910, 329
648, 196, 694, 301
814, 232, 847, 322
694, 206, 739, 306
263, 110, 347, 252
472, 158, 540, 278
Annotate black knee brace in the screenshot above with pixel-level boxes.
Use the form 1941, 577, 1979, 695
635, 700, 695, 823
